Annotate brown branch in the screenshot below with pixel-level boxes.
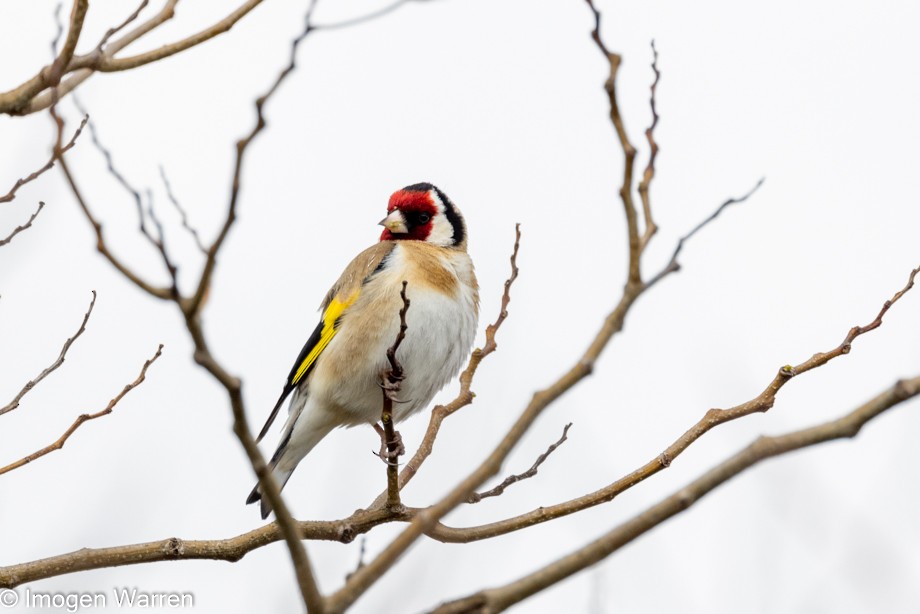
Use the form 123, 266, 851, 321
73, 97, 181, 296
369, 223, 521, 509
7, 365, 916, 593
94, 0, 151, 52
586, 0, 641, 287
423, 264, 920, 543
52, 107, 174, 301
468, 423, 572, 504
0, 116, 86, 204
57, 2, 326, 607
159, 165, 206, 254
9, 1, 182, 115
0, 0, 88, 114
0, 202, 45, 247
94, 0, 264, 73
378, 281, 411, 510
2, 1, 268, 115
431, 374, 920, 613
645, 177, 765, 289
0, 506, 413, 588
182, 1, 318, 319
176, 4, 324, 609
0, 344, 163, 476
1, 291, 96, 417
637, 40, 660, 254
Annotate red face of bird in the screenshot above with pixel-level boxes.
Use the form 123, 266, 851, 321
379, 183, 466, 247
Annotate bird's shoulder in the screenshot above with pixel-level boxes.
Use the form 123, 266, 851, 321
321, 241, 397, 310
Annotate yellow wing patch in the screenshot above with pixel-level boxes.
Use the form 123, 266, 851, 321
291, 289, 359, 385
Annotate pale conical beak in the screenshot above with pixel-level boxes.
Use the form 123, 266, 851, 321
378, 210, 408, 234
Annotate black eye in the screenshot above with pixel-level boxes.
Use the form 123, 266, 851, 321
418, 213, 431, 224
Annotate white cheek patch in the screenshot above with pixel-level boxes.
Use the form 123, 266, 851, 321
425, 189, 455, 246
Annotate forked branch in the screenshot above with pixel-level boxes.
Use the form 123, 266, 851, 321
0, 344, 163, 476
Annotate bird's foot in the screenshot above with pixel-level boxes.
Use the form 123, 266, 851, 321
374, 424, 405, 465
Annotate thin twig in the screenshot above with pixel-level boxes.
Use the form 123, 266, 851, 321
73, 96, 180, 295
468, 423, 572, 504
94, 0, 150, 51
51, 107, 173, 300
0, 117, 86, 204
586, 0, 641, 287
345, 538, 368, 582
0, 345, 163, 476
645, 177, 765, 289
183, 0, 319, 318
1, 291, 96, 417
160, 165, 206, 253
0, 202, 45, 247
637, 40, 660, 253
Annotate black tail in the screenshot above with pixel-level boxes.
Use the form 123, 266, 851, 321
245, 446, 294, 520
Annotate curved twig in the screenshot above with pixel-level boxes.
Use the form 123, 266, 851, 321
1, 291, 96, 417
0, 344, 163, 476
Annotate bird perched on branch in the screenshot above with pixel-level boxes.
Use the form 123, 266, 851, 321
247, 183, 479, 518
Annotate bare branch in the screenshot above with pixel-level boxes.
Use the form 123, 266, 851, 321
52, 107, 174, 300
72, 96, 181, 296
345, 538, 368, 582
55, 1, 326, 606
159, 165, 206, 254
637, 40, 660, 253
7, 363, 916, 593
645, 177, 765, 289
183, 1, 319, 318
422, 264, 919, 543
0, 202, 45, 247
175, 3, 325, 608
432, 374, 920, 613
0, 344, 163, 476
0, 506, 412, 589
1, 291, 96, 417
585, 0, 641, 287
94, 0, 151, 52
2, 0, 445, 115
468, 423, 572, 504
2, 1, 266, 115
0, 116, 86, 205
0, 0, 88, 114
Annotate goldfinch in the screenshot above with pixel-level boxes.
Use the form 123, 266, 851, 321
247, 182, 479, 518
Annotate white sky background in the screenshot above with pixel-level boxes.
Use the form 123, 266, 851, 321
1, 0, 919, 612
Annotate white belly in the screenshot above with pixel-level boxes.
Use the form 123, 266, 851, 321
306, 245, 478, 427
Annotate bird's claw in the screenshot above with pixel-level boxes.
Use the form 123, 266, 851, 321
374, 425, 405, 464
